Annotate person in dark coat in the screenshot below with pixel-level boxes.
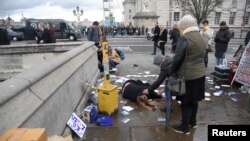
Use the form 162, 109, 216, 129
48, 22, 56, 43
158, 26, 168, 55
0, 27, 10, 45
244, 30, 250, 46
37, 23, 52, 44
170, 15, 207, 134
152, 22, 160, 55
169, 24, 180, 53
11, 21, 39, 44
214, 21, 231, 65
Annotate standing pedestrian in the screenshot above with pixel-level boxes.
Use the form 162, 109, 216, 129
48, 22, 56, 43
0, 27, 10, 45
200, 20, 213, 67
87, 21, 102, 48
37, 23, 52, 44
169, 24, 180, 53
158, 26, 168, 55
170, 15, 207, 134
11, 20, 39, 44
152, 22, 160, 55
214, 21, 231, 66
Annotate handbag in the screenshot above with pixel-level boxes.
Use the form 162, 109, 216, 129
167, 38, 188, 96
167, 75, 186, 96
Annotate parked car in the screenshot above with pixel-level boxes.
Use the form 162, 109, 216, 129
6, 28, 24, 41
27, 18, 82, 41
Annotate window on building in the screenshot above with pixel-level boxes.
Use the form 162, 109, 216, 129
129, 22, 132, 26
129, 9, 131, 13
232, 0, 237, 7
173, 12, 180, 22
175, 0, 179, 5
244, 12, 250, 24
214, 12, 221, 25
216, 0, 222, 6
229, 12, 236, 25
248, 0, 250, 5
129, 15, 131, 19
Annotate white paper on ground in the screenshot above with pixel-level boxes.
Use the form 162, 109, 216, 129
231, 98, 238, 102
213, 91, 222, 96
162, 92, 165, 98
115, 79, 124, 84
205, 97, 211, 101
228, 92, 236, 95
205, 92, 211, 97
157, 117, 166, 122
215, 86, 221, 89
123, 106, 134, 112
206, 77, 210, 79
144, 71, 150, 74
120, 100, 128, 104
110, 75, 117, 78
143, 81, 147, 83
121, 118, 131, 123
207, 80, 213, 82
177, 101, 181, 104
172, 96, 176, 100
138, 73, 143, 75
121, 110, 130, 115
221, 84, 231, 88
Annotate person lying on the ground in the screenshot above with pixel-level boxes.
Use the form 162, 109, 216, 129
142, 54, 172, 95
122, 79, 163, 111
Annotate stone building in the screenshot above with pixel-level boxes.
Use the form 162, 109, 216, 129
123, 0, 250, 38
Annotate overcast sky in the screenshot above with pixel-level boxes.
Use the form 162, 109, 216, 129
0, 0, 124, 22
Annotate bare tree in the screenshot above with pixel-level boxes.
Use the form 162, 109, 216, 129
179, 0, 223, 24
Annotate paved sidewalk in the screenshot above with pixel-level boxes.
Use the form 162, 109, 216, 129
79, 52, 250, 141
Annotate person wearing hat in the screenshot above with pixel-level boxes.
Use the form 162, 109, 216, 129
214, 21, 231, 66
170, 15, 207, 134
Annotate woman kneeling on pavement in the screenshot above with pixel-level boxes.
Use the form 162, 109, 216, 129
170, 15, 207, 134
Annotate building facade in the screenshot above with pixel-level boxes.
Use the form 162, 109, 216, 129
123, 0, 250, 38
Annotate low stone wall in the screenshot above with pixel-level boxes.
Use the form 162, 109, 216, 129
0, 42, 98, 135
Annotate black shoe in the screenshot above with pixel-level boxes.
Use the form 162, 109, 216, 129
172, 125, 190, 135
189, 123, 197, 128
160, 107, 166, 113
151, 53, 156, 55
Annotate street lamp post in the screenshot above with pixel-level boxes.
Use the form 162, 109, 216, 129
73, 6, 83, 24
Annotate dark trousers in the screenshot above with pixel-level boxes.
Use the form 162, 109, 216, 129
204, 49, 208, 67
153, 40, 158, 54
181, 103, 198, 131
159, 42, 166, 55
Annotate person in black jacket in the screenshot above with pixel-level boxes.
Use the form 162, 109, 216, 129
214, 21, 231, 65
169, 24, 180, 53
11, 21, 38, 44
0, 27, 10, 45
158, 26, 168, 55
152, 22, 160, 55
37, 23, 52, 44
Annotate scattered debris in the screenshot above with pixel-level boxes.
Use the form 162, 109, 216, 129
162, 92, 165, 98
221, 84, 231, 88
122, 106, 134, 112
119, 100, 128, 104
205, 92, 211, 97
205, 97, 211, 101
206, 77, 210, 79
228, 92, 236, 95
213, 91, 223, 96
160, 84, 165, 88
133, 64, 138, 67
231, 98, 238, 102
121, 118, 131, 123
157, 117, 166, 122
154, 90, 159, 93
215, 86, 221, 89
144, 71, 150, 74
172, 96, 176, 100
96, 115, 114, 126
67, 113, 87, 138
121, 110, 130, 116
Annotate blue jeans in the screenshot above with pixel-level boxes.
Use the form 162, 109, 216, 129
165, 80, 172, 126
216, 52, 225, 65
